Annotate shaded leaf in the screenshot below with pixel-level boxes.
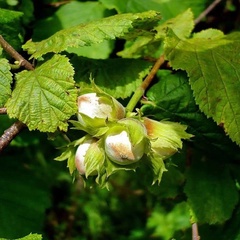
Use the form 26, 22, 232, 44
165, 29, 240, 145
23, 11, 161, 59
6, 54, 77, 132
0, 156, 50, 238
0, 8, 23, 53
184, 157, 239, 224
0, 58, 12, 106
100, 0, 206, 20
72, 56, 152, 99
141, 70, 240, 159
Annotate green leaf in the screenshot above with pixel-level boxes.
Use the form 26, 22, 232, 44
147, 153, 167, 185
0, 58, 12, 106
184, 157, 239, 224
0, 233, 42, 240
100, 0, 206, 20
0, 155, 50, 238
72, 56, 152, 99
32, 1, 113, 59
6, 54, 77, 132
18, 0, 34, 25
147, 202, 191, 239
118, 8, 194, 58
0, 8, 23, 53
165, 29, 240, 145
141, 70, 240, 158
23, 11, 161, 59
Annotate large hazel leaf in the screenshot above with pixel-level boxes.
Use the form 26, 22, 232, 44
6, 54, 77, 132
184, 158, 238, 224
164, 29, 240, 145
23, 11, 161, 59
141, 71, 240, 159
0, 58, 12, 106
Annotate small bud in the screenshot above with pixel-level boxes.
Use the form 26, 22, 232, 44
77, 92, 125, 127
105, 118, 149, 165
143, 117, 192, 158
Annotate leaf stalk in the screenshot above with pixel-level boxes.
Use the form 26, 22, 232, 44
126, 55, 165, 114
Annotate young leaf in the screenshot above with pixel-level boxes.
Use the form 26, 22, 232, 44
6, 54, 77, 132
184, 158, 239, 224
147, 153, 167, 185
23, 11, 161, 59
165, 29, 240, 145
0, 58, 12, 106
118, 8, 194, 58
72, 56, 152, 99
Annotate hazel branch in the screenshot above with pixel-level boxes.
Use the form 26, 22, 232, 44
0, 121, 26, 153
0, 36, 32, 152
192, 222, 200, 240
0, 35, 34, 70
126, 55, 165, 113
194, 0, 222, 25
0, 108, 7, 114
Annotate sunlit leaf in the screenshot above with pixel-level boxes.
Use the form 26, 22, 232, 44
165, 29, 240, 145
0, 58, 12, 106
23, 11, 161, 59
118, 8, 194, 58
32, 1, 113, 59
6, 54, 77, 132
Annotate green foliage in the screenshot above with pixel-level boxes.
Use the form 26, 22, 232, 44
6, 54, 77, 132
165, 28, 240, 145
23, 10, 161, 59
72, 57, 152, 99
0, 8, 23, 52
0, 153, 50, 238
0, 58, 12, 106
1, 1, 240, 239
0, 233, 42, 240
32, 1, 113, 59
185, 156, 239, 224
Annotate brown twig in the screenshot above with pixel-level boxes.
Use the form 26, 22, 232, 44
192, 222, 200, 240
194, 0, 222, 25
0, 35, 34, 70
126, 55, 165, 113
0, 121, 26, 153
0, 108, 7, 114
0, 36, 33, 152
141, 55, 165, 90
